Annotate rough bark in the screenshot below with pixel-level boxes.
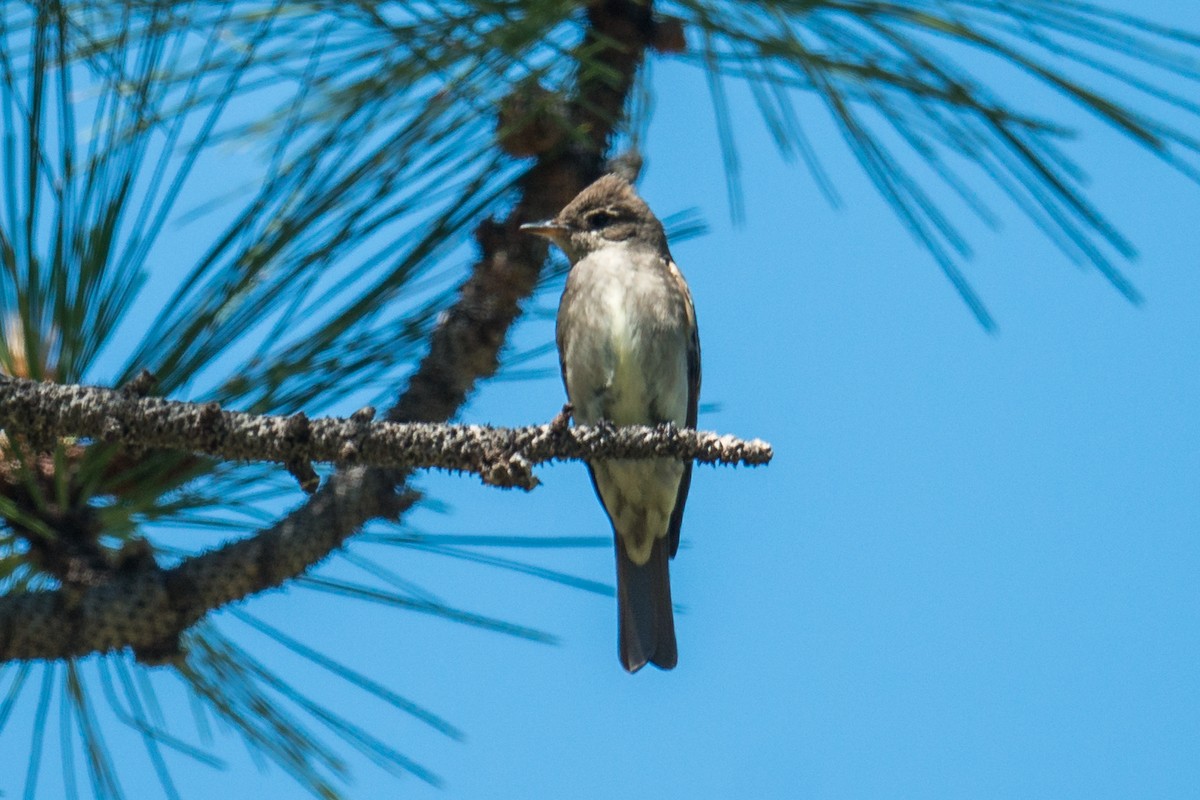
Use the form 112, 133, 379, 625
0, 376, 771, 491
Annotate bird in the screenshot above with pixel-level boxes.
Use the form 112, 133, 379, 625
521, 174, 700, 672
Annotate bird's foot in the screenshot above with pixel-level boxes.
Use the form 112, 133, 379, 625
550, 403, 574, 433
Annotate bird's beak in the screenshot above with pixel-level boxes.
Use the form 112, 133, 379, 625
520, 219, 569, 242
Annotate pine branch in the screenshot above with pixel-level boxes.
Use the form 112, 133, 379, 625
0, 376, 772, 492
0, 468, 414, 663
0, 0, 668, 664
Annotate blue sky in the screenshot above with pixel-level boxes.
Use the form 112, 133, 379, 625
5, 2, 1200, 797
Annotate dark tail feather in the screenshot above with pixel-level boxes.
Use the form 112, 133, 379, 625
615, 537, 677, 672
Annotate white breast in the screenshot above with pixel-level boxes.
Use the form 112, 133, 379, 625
561, 246, 688, 427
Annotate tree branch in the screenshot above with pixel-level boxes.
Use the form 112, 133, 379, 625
1, 0, 670, 663
0, 376, 772, 491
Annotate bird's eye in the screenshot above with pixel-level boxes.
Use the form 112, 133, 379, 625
585, 209, 618, 229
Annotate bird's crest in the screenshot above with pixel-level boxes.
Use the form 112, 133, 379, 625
559, 173, 651, 220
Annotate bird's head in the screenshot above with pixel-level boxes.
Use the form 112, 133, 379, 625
521, 174, 667, 262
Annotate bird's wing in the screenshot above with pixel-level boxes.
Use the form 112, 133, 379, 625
555, 272, 580, 397
665, 257, 700, 559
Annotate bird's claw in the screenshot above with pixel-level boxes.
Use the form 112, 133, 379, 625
550, 403, 574, 433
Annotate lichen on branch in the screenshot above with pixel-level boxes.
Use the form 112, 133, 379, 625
0, 376, 772, 492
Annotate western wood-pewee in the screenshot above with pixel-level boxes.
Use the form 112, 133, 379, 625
522, 174, 700, 672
